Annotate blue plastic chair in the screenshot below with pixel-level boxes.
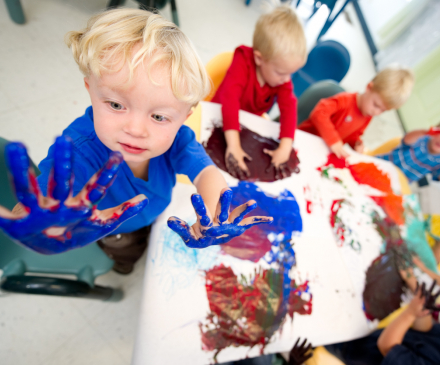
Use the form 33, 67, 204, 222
291, 40, 350, 98
297, 80, 345, 125
0, 137, 121, 301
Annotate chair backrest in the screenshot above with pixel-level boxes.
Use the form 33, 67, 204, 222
297, 80, 345, 125
292, 40, 350, 97
0, 137, 113, 285
204, 51, 234, 101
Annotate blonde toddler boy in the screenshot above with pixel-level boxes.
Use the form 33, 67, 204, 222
299, 65, 414, 158
212, 5, 307, 178
0, 9, 271, 272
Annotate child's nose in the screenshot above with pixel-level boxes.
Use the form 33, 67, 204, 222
124, 117, 148, 137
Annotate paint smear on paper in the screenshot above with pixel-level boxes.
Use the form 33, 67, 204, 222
221, 182, 302, 262
204, 125, 300, 182
200, 182, 309, 361
200, 265, 311, 362
318, 154, 410, 320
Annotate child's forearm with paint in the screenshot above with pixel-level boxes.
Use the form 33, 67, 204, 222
193, 165, 229, 216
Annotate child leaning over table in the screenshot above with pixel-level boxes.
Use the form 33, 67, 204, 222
375, 123, 440, 184
298, 65, 414, 159
0, 9, 271, 273
325, 278, 440, 365
211, 5, 307, 178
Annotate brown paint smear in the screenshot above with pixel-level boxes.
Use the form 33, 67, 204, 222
203, 125, 300, 182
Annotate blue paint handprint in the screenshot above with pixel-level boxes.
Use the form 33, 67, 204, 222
0, 136, 148, 254
167, 188, 273, 248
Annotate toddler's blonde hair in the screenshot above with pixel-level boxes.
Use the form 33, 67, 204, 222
253, 5, 306, 63
65, 8, 210, 105
371, 65, 414, 109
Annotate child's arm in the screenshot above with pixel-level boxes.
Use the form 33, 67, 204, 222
263, 85, 296, 168
167, 165, 273, 248
193, 165, 228, 216
377, 283, 432, 356
403, 130, 428, 145
308, 98, 349, 159
215, 50, 252, 178
0, 137, 148, 254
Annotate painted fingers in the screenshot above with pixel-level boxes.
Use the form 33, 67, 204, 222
86, 152, 124, 204
266, 162, 295, 180
6, 142, 40, 209
416, 280, 440, 312
51, 136, 73, 202
289, 337, 313, 365
225, 153, 249, 180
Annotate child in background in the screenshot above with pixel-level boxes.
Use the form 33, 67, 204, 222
376, 125, 440, 183
325, 281, 440, 365
0, 9, 271, 273
299, 66, 414, 159
212, 5, 307, 178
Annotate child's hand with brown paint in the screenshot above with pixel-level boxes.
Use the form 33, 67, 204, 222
224, 130, 252, 179
263, 137, 292, 167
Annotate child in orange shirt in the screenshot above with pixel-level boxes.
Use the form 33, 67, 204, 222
299, 66, 414, 158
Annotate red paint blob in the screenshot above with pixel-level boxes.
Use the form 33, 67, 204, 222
221, 226, 272, 262
306, 200, 312, 214
200, 264, 312, 361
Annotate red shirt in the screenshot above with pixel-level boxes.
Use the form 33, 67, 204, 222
298, 92, 372, 148
211, 45, 297, 140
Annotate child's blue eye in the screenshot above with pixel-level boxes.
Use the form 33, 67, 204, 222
152, 114, 166, 122
110, 102, 123, 110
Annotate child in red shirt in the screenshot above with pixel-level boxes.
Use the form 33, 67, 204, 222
212, 5, 306, 178
299, 66, 414, 158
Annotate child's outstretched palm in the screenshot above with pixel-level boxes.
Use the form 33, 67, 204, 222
168, 188, 273, 248
0, 136, 148, 254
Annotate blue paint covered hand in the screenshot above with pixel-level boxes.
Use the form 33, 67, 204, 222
0, 136, 148, 254
167, 188, 273, 248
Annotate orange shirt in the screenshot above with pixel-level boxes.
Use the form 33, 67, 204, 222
298, 92, 372, 148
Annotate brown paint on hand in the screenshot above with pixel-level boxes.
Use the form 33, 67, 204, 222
204, 126, 300, 182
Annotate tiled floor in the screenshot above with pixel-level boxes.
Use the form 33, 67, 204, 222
0, 1, 404, 364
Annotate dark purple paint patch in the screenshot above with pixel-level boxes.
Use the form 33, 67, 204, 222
203, 125, 300, 182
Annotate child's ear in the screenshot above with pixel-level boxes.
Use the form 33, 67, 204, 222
186, 108, 194, 120
84, 77, 90, 92
366, 81, 374, 91
253, 50, 263, 66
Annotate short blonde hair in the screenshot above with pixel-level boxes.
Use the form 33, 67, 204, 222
253, 5, 306, 63
65, 8, 210, 105
371, 65, 414, 109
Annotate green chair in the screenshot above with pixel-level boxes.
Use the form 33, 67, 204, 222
297, 80, 345, 125
0, 137, 122, 301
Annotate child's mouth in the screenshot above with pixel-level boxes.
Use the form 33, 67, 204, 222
119, 142, 147, 154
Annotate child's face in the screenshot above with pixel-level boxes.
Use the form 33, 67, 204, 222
254, 51, 303, 87
84, 59, 192, 168
429, 135, 440, 155
358, 83, 389, 117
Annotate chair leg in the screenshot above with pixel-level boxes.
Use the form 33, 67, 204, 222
169, 0, 179, 26
1, 275, 123, 301
5, 0, 25, 24
107, 0, 126, 8
317, 0, 351, 40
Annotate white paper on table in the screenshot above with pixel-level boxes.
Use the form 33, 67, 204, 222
133, 102, 405, 365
